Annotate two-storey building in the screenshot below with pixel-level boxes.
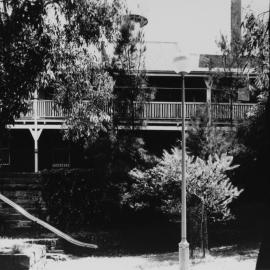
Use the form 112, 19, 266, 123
0, 0, 256, 172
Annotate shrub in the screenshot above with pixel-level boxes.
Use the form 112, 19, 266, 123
124, 148, 242, 220
41, 169, 121, 230
122, 147, 243, 255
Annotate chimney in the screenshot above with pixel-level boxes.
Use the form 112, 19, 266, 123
231, 0, 242, 43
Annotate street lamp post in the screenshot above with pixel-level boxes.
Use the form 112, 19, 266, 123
173, 53, 200, 270
179, 71, 189, 270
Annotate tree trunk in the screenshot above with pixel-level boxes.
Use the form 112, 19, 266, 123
188, 210, 195, 258
200, 202, 205, 257
204, 211, 209, 255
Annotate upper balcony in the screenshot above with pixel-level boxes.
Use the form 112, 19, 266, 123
9, 100, 256, 131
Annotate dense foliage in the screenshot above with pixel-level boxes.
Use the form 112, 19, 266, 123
84, 133, 157, 184
122, 147, 242, 255
0, 0, 154, 154
0, 0, 50, 127
223, 12, 270, 205
238, 12, 269, 158
41, 169, 121, 230
0, 0, 123, 133
123, 147, 242, 221
210, 11, 269, 205
50, 33, 115, 144
40, 134, 157, 230
242, 12, 269, 92
49, 4, 152, 144
240, 11, 269, 270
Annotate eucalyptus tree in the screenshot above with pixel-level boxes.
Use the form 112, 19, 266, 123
240, 10, 270, 270
111, 16, 153, 131
0, 0, 123, 133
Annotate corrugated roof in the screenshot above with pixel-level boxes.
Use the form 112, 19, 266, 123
144, 41, 250, 74
145, 41, 208, 73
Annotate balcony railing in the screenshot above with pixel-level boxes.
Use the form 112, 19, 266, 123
17, 100, 255, 124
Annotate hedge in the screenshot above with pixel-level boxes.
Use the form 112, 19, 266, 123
41, 169, 122, 230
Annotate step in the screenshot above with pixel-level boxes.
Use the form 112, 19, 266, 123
0, 184, 41, 190
0, 173, 40, 177
0, 208, 46, 215
46, 252, 68, 261
24, 238, 59, 252
0, 177, 40, 184
0, 173, 45, 231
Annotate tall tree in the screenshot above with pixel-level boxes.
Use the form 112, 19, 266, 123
111, 16, 154, 131
238, 11, 269, 157
51, 5, 154, 145
209, 35, 251, 126
48, 5, 157, 185
238, 10, 270, 270
0, 0, 123, 131
51, 32, 116, 145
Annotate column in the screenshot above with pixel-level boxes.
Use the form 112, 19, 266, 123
29, 129, 42, 173
204, 77, 213, 125
30, 90, 42, 172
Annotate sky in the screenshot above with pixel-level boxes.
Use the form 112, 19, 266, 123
126, 0, 269, 54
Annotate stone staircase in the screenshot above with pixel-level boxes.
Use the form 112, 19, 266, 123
0, 173, 46, 231
0, 173, 91, 256
0, 237, 65, 270
25, 238, 66, 257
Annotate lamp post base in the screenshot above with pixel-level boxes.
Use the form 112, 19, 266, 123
179, 240, 189, 270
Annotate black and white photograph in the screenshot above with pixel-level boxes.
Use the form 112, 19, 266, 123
0, 0, 269, 269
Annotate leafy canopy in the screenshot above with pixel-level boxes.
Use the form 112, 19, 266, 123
0, 0, 123, 130
237, 11, 269, 159
123, 147, 243, 221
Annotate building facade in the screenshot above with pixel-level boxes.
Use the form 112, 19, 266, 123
0, 0, 256, 172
